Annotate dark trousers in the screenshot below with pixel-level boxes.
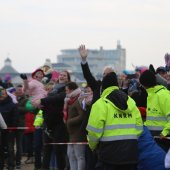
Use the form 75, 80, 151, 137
14, 130, 23, 165
42, 133, 67, 170
34, 128, 43, 169
85, 145, 97, 170
95, 161, 137, 170
25, 133, 34, 157
0, 131, 15, 169
22, 134, 27, 154
155, 138, 170, 152
42, 126, 68, 170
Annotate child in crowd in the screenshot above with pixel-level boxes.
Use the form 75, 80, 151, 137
20, 68, 47, 108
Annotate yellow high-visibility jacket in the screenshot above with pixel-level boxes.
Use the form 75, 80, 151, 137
145, 85, 170, 136
87, 86, 143, 150
33, 110, 44, 127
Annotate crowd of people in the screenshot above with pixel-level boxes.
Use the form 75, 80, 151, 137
0, 45, 170, 170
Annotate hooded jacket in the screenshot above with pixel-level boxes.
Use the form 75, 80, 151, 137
87, 86, 143, 164
145, 85, 170, 136
138, 126, 167, 170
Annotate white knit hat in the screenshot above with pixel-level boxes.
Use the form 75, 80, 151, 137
44, 59, 52, 68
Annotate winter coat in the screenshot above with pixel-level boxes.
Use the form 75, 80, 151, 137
81, 62, 101, 132
0, 96, 19, 128
145, 85, 170, 136
138, 126, 168, 170
41, 85, 68, 141
17, 95, 28, 127
87, 86, 143, 164
81, 62, 101, 104
66, 100, 86, 142
41, 85, 66, 129
24, 112, 35, 134
24, 78, 47, 101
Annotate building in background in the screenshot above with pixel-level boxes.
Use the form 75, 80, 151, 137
0, 58, 21, 85
0, 58, 19, 78
0, 58, 31, 85
0, 42, 126, 85
52, 62, 72, 72
57, 41, 126, 78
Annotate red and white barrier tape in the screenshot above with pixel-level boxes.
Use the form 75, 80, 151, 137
154, 136, 170, 140
1, 127, 41, 130
45, 142, 88, 145
3, 128, 170, 141
6, 127, 34, 130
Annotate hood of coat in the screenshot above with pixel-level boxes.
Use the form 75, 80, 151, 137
101, 86, 129, 112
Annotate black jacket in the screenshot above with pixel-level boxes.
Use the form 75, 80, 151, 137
0, 96, 19, 127
41, 85, 68, 141
41, 86, 66, 129
81, 62, 102, 131
81, 62, 101, 104
17, 95, 28, 127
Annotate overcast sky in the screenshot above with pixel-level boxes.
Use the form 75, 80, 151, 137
0, 0, 170, 72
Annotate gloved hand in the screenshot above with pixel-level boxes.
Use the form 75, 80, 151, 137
149, 64, 156, 74
20, 74, 27, 80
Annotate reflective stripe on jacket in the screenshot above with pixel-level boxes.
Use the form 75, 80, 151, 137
87, 86, 143, 151
145, 85, 170, 136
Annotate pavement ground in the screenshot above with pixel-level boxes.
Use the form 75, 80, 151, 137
4, 157, 34, 170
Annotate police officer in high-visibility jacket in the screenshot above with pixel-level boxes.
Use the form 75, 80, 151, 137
86, 72, 143, 170
139, 70, 170, 152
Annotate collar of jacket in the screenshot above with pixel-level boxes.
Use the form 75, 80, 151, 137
101, 86, 119, 98
146, 85, 166, 94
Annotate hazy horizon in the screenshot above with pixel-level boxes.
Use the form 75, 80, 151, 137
0, 0, 170, 72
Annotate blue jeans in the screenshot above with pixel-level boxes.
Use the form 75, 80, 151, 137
67, 144, 86, 170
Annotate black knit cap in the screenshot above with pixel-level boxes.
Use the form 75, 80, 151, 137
102, 72, 118, 90
139, 70, 157, 87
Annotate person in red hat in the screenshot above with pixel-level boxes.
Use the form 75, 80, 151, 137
31, 69, 44, 80
20, 68, 47, 108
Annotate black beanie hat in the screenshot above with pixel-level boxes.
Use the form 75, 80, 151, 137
139, 70, 157, 87
102, 72, 118, 90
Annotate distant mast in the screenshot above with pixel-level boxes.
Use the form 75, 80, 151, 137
117, 40, 121, 49
5, 57, 12, 66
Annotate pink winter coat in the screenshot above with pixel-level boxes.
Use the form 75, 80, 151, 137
24, 79, 47, 101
